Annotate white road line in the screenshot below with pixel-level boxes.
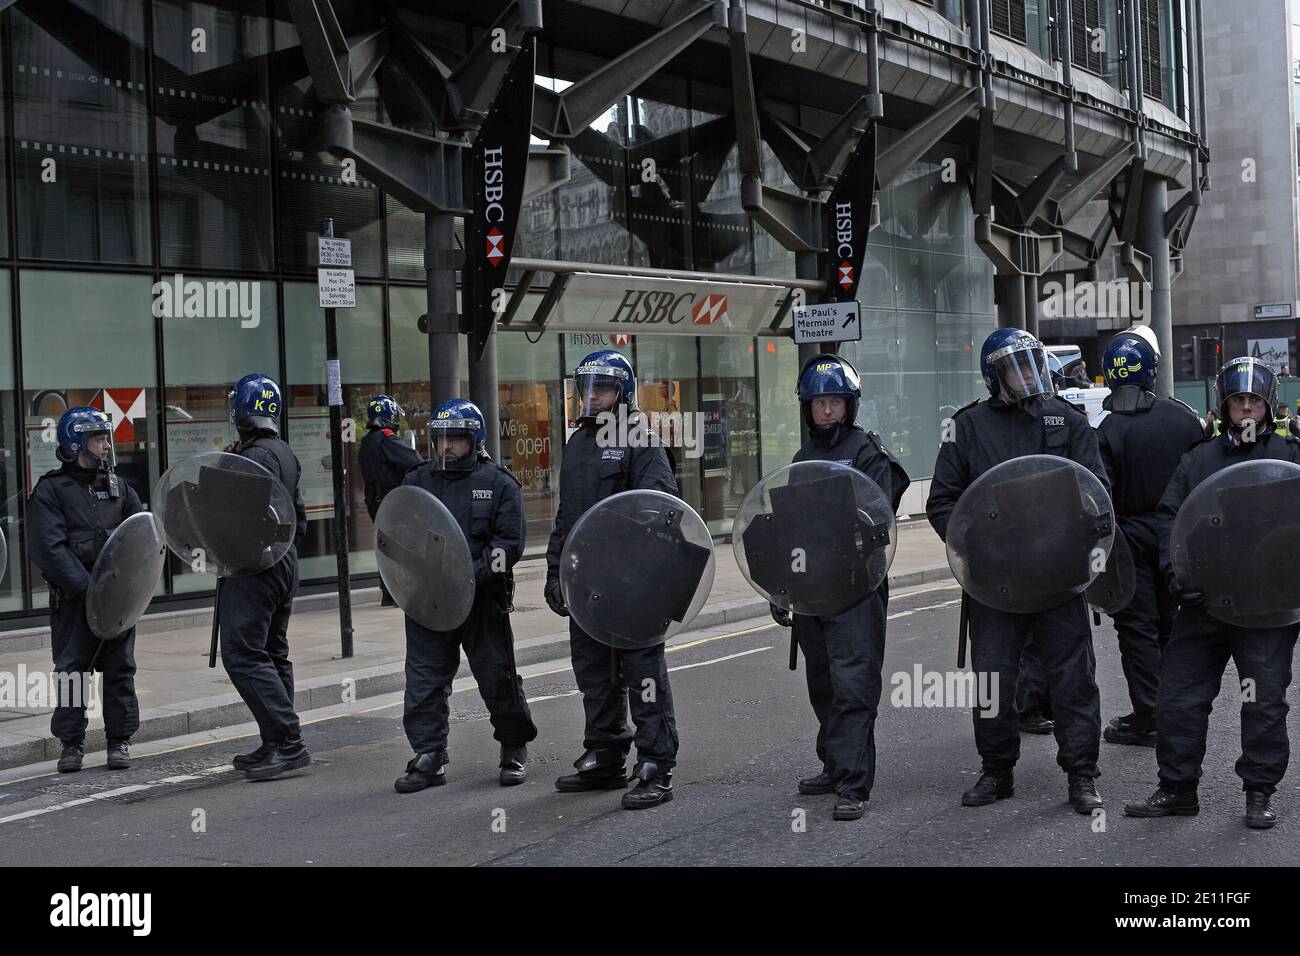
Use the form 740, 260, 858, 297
0, 765, 237, 825
888, 599, 962, 620
667, 647, 769, 672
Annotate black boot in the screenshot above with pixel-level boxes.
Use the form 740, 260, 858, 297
1104, 713, 1157, 746
1245, 791, 1276, 830
961, 771, 1014, 806
232, 741, 275, 771
555, 748, 627, 792
56, 743, 84, 774
105, 740, 131, 771
798, 771, 835, 795
1019, 713, 1055, 735
394, 751, 448, 793
1068, 774, 1104, 814
622, 760, 673, 810
245, 737, 311, 782
498, 745, 528, 787
1124, 785, 1199, 818
832, 795, 867, 820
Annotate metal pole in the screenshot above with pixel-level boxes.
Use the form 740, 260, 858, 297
1023, 274, 1040, 338
996, 273, 1026, 329
426, 213, 461, 406
1138, 178, 1174, 397
469, 331, 502, 461
322, 218, 354, 658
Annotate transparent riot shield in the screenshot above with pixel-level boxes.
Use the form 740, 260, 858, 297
373, 485, 476, 632
154, 452, 295, 577
1085, 524, 1136, 615
1170, 459, 1300, 629
559, 490, 715, 649
733, 461, 896, 617
85, 512, 167, 640
945, 454, 1115, 614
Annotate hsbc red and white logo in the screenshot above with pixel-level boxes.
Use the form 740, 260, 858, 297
611, 333, 632, 346
838, 260, 854, 290
485, 227, 506, 266
691, 294, 730, 327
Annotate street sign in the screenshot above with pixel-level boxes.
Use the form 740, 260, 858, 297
793, 300, 862, 344
318, 236, 352, 267
1254, 303, 1292, 320
318, 268, 356, 308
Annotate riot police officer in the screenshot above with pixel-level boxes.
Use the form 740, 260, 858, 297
1094, 334, 1204, 747
359, 394, 422, 606
29, 407, 144, 773
926, 328, 1107, 814
1126, 357, 1300, 829
222, 373, 310, 781
394, 399, 536, 792
770, 354, 909, 821
545, 350, 680, 810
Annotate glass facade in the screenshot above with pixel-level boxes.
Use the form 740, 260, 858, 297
0, 1, 999, 621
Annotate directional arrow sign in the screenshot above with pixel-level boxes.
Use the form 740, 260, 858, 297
793, 300, 863, 344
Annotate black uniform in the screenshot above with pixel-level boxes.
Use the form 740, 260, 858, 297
792, 426, 909, 802
359, 426, 422, 520
28, 462, 144, 747
399, 456, 536, 758
1154, 429, 1300, 796
546, 419, 680, 768
1097, 387, 1206, 725
220, 433, 308, 747
926, 396, 1107, 778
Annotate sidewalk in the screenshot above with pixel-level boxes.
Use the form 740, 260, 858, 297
0, 521, 951, 769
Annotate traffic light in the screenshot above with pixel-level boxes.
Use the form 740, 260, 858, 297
1179, 335, 1200, 380
1198, 337, 1222, 377
1290, 331, 1298, 377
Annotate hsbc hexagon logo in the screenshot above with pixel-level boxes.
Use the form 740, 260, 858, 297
838, 259, 854, 290
611, 333, 632, 346
485, 227, 506, 266
691, 293, 731, 327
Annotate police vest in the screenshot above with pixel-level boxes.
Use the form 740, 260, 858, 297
40, 469, 129, 570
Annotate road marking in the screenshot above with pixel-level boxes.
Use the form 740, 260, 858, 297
0, 765, 237, 825
888, 598, 962, 620
668, 647, 769, 672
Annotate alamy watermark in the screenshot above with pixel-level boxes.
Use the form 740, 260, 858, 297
593, 404, 703, 458
151, 274, 260, 328
890, 665, 999, 717
0, 665, 101, 717
1041, 275, 1148, 321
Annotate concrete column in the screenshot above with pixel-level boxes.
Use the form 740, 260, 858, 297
426, 212, 460, 407
1139, 176, 1174, 397
469, 331, 502, 461
995, 273, 1025, 329
1023, 274, 1039, 338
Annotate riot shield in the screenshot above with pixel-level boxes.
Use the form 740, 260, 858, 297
154, 452, 295, 577
1085, 524, 1136, 615
559, 490, 714, 649
0, 525, 7, 586
373, 485, 476, 632
733, 461, 896, 617
86, 512, 167, 640
945, 454, 1115, 614
1170, 459, 1300, 629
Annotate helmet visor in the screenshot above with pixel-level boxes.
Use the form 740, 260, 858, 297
73, 420, 116, 470
575, 365, 627, 418
1218, 359, 1278, 420
427, 418, 477, 471
987, 342, 1052, 403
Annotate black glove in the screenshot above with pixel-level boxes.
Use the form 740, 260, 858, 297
770, 603, 792, 627
1166, 569, 1205, 608
544, 577, 569, 617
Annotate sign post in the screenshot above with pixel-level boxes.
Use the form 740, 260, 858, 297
318, 220, 354, 659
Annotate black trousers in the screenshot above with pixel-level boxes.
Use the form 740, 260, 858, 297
967, 595, 1101, 777
219, 549, 301, 744
569, 623, 678, 768
403, 595, 537, 755
793, 584, 888, 801
50, 594, 139, 746
1017, 635, 1052, 720
1109, 518, 1176, 722
1155, 606, 1298, 795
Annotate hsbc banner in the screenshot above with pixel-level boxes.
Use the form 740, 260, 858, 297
543, 273, 786, 337
465, 37, 535, 360
824, 123, 876, 303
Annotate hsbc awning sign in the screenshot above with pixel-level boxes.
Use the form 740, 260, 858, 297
538, 273, 786, 336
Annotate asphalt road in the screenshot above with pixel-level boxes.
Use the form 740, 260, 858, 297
0, 582, 1294, 867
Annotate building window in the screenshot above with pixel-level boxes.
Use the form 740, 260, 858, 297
991, 0, 1029, 44
1139, 0, 1165, 103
